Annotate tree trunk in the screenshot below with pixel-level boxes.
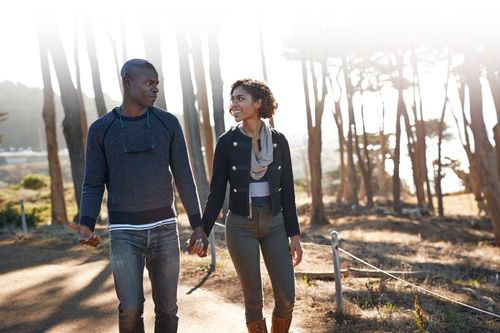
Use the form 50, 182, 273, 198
105, 27, 123, 96
393, 85, 404, 214
84, 16, 107, 117
352, 105, 370, 207
258, 24, 274, 128
360, 104, 374, 207
435, 109, 446, 217
378, 99, 388, 200
73, 23, 88, 153
38, 36, 68, 224
301, 59, 327, 224
401, 109, 423, 208
465, 58, 500, 246
435, 66, 450, 217
176, 27, 209, 203
39, 13, 86, 213
191, 30, 214, 177
343, 68, 358, 207
487, 67, 500, 179
333, 100, 347, 204
411, 52, 432, 210
207, 26, 225, 138
143, 20, 167, 110
456, 78, 484, 207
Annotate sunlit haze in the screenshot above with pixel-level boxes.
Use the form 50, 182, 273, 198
1, 0, 499, 192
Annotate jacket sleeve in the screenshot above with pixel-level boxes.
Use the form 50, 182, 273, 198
280, 134, 300, 237
202, 134, 229, 236
79, 123, 107, 232
169, 116, 202, 229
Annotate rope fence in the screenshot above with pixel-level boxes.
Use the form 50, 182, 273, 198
329, 230, 500, 319
209, 223, 499, 320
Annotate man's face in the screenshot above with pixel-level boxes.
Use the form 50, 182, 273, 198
125, 67, 159, 108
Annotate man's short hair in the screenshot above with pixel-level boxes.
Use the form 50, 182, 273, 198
120, 59, 157, 80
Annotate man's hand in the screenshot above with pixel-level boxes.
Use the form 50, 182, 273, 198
185, 226, 208, 257
289, 235, 303, 267
69, 223, 100, 247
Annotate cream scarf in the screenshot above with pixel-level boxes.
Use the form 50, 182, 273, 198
239, 121, 273, 180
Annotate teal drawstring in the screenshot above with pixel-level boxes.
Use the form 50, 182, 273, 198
119, 107, 151, 128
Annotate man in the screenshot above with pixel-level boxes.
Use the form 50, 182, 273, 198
74, 59, 208, 333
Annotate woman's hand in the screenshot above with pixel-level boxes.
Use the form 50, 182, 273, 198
186, 226, 208, 257
289, 235, 303, 266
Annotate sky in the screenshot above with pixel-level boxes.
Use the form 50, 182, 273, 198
0, 0, 499, 193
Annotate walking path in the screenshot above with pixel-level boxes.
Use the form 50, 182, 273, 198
0, 243, 246, 332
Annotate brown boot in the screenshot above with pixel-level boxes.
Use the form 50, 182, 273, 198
271, 315, 292, 333
246, 318, 268, 333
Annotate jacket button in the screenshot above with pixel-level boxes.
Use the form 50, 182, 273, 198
232, 166, 237, 171
278, 165, 282, 170
279, 187, 282, 191
233, 142, 238, 147
273, 143, 277, 148
233, 188, 238, 192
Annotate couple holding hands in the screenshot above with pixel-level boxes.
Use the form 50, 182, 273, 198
76, 59, 302, 333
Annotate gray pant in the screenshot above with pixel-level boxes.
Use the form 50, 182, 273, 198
226, 202, 295, 322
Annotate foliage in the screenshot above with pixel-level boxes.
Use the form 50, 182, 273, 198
20, 173, 48, 190
0, 204, 41, 228
413, 296, 428, 333
423, 118, 453, 141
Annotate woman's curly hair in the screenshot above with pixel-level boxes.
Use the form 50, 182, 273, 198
230, 79, 278, 119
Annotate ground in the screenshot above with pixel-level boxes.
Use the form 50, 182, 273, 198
0, 194, 499, 332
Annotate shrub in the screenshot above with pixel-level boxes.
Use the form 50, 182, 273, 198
0, 204, 41, 228
20, 173, 48, 190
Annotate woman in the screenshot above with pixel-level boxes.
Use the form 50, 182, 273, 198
194, 79, 302, 333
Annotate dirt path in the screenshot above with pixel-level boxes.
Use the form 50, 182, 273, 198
0, 240, 246, 332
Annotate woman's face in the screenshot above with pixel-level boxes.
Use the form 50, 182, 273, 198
229, 86, 261, 123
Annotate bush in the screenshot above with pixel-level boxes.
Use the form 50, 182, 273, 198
20, 173, 48, 190
0, 204, 41, 228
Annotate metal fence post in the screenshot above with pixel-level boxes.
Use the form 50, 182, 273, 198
209, 231, 216, 271
20, 199, 28, 234
330, 230, 344, 319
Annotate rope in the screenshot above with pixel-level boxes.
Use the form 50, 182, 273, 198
338, 247, 500, 319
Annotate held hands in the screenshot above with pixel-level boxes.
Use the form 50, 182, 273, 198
186, 226, 209, 258
69, 223, 101, 247
289, 235, 303, 267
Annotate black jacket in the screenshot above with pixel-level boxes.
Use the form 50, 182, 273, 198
202, 126, 300, 237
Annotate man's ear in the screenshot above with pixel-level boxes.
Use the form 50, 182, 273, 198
123, 76, 131, 90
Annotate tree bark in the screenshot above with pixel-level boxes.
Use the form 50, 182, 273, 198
343, 65, 359, 206
301, 59, 327, 224
435, 65, 450, 217
258, 24, 274, 128
393, 79, 404, 214
176, 27, 209, 203
38, 35, 68, 224
143, 20, 167, 110
333, 100, 347, 204
465, 57, 500, 246
360, 103, 374, 207
410, 55, 429, 210
378, 99, 388, 200
207, 26, 225, 138
84, 16, 107, 117
191, 29, 214, 177
73, 23, 88, 153
39, 13, 86, 213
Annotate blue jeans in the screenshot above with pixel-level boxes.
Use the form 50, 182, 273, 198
110, 223, 180, 333
226, 202, 295, 323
